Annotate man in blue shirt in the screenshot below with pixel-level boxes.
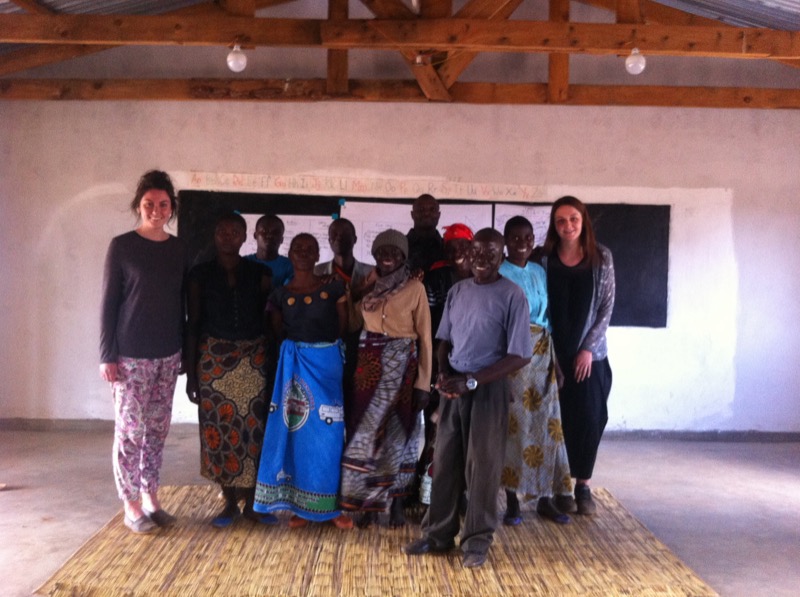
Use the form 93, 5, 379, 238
245, 214, 293, 286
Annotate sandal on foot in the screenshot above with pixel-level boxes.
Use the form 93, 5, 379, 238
124, 514, 158, 534
243, 510, 279, 525
331, 514, 353, 530
288, 515, 309, 528
143, 508, 177, 528
211, 503, 241, 528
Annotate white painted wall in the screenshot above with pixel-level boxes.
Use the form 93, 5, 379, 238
2, 11, 800, 431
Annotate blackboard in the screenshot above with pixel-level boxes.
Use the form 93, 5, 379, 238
178, 192, 670, 328
586, 204, 670, 328
178, 190, 341, 267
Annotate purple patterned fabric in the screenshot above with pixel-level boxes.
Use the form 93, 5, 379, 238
112, 352, 181, 501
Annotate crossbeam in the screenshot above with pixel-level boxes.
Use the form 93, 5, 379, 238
1, 15, 799, 59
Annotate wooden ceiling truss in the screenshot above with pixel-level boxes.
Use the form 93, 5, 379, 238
0, 0, 799, 108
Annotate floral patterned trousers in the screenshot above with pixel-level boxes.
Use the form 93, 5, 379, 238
111, 352, 181, 501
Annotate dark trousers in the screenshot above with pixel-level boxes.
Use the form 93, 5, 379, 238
559, 357, 612, 480
421, 378, 510, 555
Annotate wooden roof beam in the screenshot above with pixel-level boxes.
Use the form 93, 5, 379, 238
437, 0, 524, 89
0, 1, 277, 76
2, 14, 799, 59
0, 14, 321, 47
219, 0, 256, 17
615, 0, 642, 24
360, 0, 451, 102
548, 0, 570, 103
327, 0, 349, 95
359, 0, 416, 19
420, 0, 452, 18
321, 20, 800, 59
579, 0, 800, 67
2, 77, 799, 109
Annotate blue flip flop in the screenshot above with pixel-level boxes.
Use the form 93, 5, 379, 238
211, 504, 241, 528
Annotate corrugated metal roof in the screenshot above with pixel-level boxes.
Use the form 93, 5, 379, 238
1, 0, 798, 28
0, 0, 205, 15
0, 0, 207, 55
654, 0, 800, 29
0, 0, 798, 62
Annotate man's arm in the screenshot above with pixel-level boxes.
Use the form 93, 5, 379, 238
436, 353, 530, 399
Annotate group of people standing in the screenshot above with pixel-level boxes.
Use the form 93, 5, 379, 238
100, 172, 615, 570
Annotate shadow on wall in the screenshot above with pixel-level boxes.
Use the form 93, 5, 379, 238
30, 183, 130, 420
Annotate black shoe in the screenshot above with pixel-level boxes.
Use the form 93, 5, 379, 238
143, 508, 177, 528
356, 511, 378, 529
504, 490, 521, 526
462, 551, 487, 568
554, 493, 577, 514
536, 497, 570, 524
403, 537, 456, 555
388, 497, 406, 528
575, 484, 596, 516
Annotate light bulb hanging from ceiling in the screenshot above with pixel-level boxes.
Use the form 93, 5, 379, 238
625, 47, 646, 75
226, 44, 247, 73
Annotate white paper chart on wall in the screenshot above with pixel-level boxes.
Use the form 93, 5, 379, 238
341, 201, 493, 263
493, 204, 551, 246
238, 201, 536, 266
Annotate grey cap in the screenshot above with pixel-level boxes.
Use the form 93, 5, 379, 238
372, 229, 408, 258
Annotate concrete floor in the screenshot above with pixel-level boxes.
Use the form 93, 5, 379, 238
2, 425, 799, 597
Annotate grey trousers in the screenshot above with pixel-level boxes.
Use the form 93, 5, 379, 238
421, 377, 510, 555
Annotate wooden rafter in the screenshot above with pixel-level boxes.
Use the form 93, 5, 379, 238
2, 15, 799, 60
322, 20, 800, 59
219, 0, 256, 17
577, 0, 800, 68
420, 0, 452, 19
0, 1, 278, 76
0, 4, 798, 109
615, 0, 642, 24
436, 0, 523, 89
548, 0, 570, 104
327, 0, 349, 95
359, 0, 451, 102
2, 78, 799, 109
360, 0, 416, 20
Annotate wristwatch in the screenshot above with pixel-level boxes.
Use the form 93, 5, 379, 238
465, 375, 478, 391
